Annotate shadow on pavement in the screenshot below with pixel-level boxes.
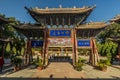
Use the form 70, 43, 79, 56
111, 75, 120, 79
0, 65, 36, 76
0, 77, 120, 80
110, 65, 120, 70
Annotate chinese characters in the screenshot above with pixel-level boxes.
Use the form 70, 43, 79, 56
50, 30, 71, 37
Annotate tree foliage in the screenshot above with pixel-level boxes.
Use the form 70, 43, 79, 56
97, 41, 118, 62
0, 14, 25, 57
97, 22, 119, 63
97, 23, 120, 43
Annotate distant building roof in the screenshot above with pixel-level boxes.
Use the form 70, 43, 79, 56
0, 16, 10, 24
0, 38, 10, 43
110, 15, 120, 23
109, 36, 120, 42
0, 16, 12, 39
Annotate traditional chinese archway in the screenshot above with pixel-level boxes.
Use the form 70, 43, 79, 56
13, 5, 109, 66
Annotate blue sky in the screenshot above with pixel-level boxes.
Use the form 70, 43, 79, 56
0, 0, 120, 23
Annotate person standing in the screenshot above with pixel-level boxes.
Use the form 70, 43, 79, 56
0, 57, 4, 72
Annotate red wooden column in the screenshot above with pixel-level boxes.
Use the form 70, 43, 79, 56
44, 28, 49, 65
2, 44, 4, 58
72, 29, 75, 65
89, 38, 94, 65
89, 38, 99, 66
74, 28, 78, 65
92, 38, 99, 65
2, 43, 6, 59
24, 39, 32, 65
42, 30, 45, 65
118, 43, 120, 63
118, 43, 120, 55
73, 28, 78, 65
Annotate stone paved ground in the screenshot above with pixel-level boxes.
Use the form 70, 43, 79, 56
35, 62, 85, 78
83, 64, 120, 78
0, 62, 120, 79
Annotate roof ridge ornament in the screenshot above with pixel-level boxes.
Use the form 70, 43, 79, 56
116, 14, 120, 18
90, 20, 93, 23
73, 6, 76, 8
83, 6, 88, 8
93, 4, 96, 9
46, 6, 48, 9
35, 6, 38, 9
59, 4, 62, 8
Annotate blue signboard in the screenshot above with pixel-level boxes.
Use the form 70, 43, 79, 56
31, 40, 43, 47
78, 40, 90, 47
50, 30, 71, 37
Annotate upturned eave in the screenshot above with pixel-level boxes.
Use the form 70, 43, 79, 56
0, 17, 10, 24
13, 23, 45, 30
76, 22, 109, 29
25, 5, 96, 14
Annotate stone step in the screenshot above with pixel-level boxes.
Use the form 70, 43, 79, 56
1, 64, 14, 73
3, 64, 12, 69
2, 66, 14, 73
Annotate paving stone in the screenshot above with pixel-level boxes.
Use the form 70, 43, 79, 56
0, 62, 120, 79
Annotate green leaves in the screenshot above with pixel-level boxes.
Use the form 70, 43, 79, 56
11, 56, 22, 67
75, 58, 86, 71
97, 23, 120, 43
97, 41, 118, 63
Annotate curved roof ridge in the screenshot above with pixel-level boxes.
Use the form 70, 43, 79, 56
87, 22, 105, 25
76, 21, 109, 29
25, 5, 96, 14
33, 5, 96, 10
109, 14, 120, 22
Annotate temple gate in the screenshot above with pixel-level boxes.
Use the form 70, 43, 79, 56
14, 5, 109, 66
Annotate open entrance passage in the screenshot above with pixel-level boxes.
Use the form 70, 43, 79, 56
48, 47, 73, 62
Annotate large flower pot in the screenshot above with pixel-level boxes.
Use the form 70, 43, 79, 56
37, 66, 43, 70
14, 66, 20, 71
101, 67, 107, 72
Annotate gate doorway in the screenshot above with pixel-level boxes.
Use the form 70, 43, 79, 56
48, 47, 73, 62
49, 56, 72, 62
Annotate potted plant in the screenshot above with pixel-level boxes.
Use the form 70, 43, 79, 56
75, 58, 86, 71
57, 53, 59, 56
11, 56, 22, 71
96, 59, 110, 72
66, 53, 69, 56
75, 62, 83, 71
99, 63, 107, 72
36, 59, 44, 70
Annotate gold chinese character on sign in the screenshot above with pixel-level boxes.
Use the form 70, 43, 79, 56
53, 31, 56, 35
65, 31, 69, 34
58, 31, 60, 35
61, 31, 64, 34
87, 42, 89, 45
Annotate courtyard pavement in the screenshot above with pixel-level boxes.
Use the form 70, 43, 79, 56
0, 62, 120, 80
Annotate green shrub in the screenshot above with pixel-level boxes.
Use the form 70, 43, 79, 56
36, 59, 43, 67
4, 51, 11, 58
97, 41, 118, 63
78, 48, 90, 56
96, 59, 111, 70
75, 58, 86, 71
75, 62, 83, 71
11, 56, 22, 67
99, 63, 107, 70
98, 59, 111, 66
